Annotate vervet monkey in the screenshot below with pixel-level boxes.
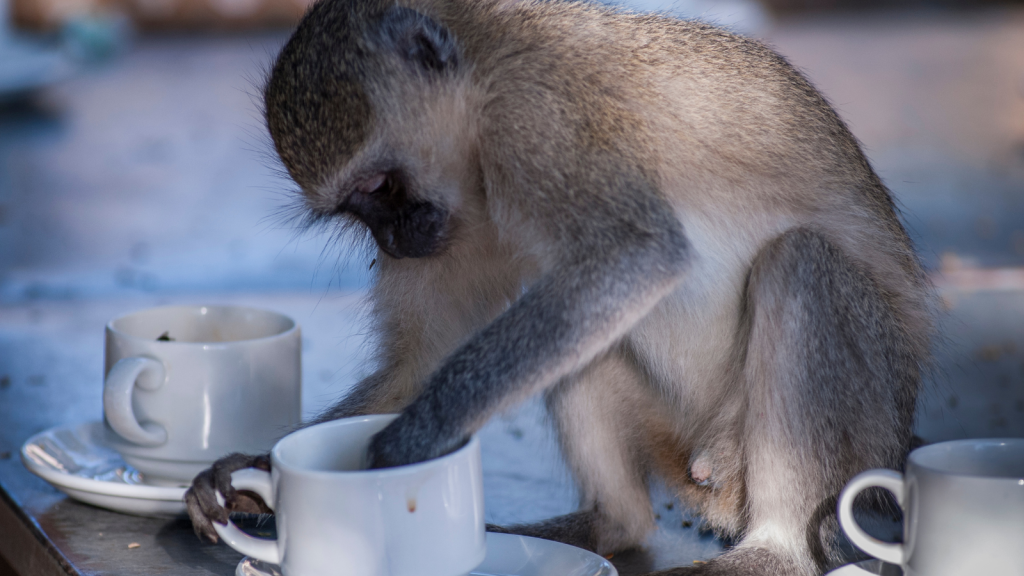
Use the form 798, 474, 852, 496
185, 1, 933, 574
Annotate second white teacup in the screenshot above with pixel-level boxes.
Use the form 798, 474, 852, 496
213, 415, 486, 576
103, 305, 301, 485
838, 438, 1024, 576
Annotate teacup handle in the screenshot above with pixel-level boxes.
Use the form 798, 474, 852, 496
212, 468, 281, 565
103, 356, 168, 447
837, 469, 905, 565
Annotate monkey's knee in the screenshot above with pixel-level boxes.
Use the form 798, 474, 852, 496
745, 226, 920, 434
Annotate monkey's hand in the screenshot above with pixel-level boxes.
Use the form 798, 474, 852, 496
366, 409, 468, 469
184, 452, 272, 542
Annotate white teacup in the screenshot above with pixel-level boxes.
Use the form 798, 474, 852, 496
838, 438, 1024, 576
212, 415, 486, 576
103, 305, 301, 485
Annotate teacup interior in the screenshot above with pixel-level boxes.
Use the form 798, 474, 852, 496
111, 305, 294, 343
276, 416, 396, 472
912, 439, 1024, 477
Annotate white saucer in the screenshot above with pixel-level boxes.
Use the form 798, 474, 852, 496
826, 559, 902, 575
20, 421, 188, 517
235, 532, 618, 576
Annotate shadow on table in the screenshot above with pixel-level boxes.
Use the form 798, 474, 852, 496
155, 516, 244, 576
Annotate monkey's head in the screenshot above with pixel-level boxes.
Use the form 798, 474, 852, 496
264, 0, 474, 259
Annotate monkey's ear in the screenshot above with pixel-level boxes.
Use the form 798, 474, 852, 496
377, 7, 460, 73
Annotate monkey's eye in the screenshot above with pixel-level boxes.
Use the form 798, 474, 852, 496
359, 174, 388, 195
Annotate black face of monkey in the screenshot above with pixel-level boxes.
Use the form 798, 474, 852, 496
337, 170, 450, 259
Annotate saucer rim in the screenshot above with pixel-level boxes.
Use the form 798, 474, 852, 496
21, 421, 188, 501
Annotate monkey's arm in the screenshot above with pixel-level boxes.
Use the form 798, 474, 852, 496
314, 238, 530, 422
369, 203, 689, 467
186, 242, 521, 540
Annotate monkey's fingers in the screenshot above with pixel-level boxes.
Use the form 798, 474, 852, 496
185, 470, 227, 543
185, 453, 272, 542
210, 453, 270, 509
230, 490, 271, 514
366, 420, 468, 470
186, 481, 222, 541
366, 426, 406, 469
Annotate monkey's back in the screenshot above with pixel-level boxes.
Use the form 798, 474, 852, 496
440, 0, 932, 357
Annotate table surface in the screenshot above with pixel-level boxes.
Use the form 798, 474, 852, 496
2, 6, 1024, 576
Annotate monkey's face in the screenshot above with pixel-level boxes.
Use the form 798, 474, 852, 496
328, 163, 453, 259
264, 2, 472, 260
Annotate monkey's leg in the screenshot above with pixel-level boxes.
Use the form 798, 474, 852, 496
491, 351, 656, 554
654, 228, 920, 576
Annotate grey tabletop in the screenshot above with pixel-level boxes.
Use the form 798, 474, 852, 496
2, 7, 1023, 576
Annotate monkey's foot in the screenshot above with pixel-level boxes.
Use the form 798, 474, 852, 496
642, 548, 815, 576
184, 452, 272, 543
486, 509, 600, 552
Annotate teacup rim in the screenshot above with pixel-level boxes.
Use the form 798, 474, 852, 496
107, 304, 298, 345
908, 437, 1024, 479
272, 415, 480, 478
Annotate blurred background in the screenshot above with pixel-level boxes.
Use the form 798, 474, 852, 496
1, 0, 1023, 535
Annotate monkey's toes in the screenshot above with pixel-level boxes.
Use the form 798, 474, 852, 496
185, 467, 232, 536
184, 487, 222, 543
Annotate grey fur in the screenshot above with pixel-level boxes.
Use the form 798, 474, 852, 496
487, 509, 600, 551
184, 2, 933, 575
